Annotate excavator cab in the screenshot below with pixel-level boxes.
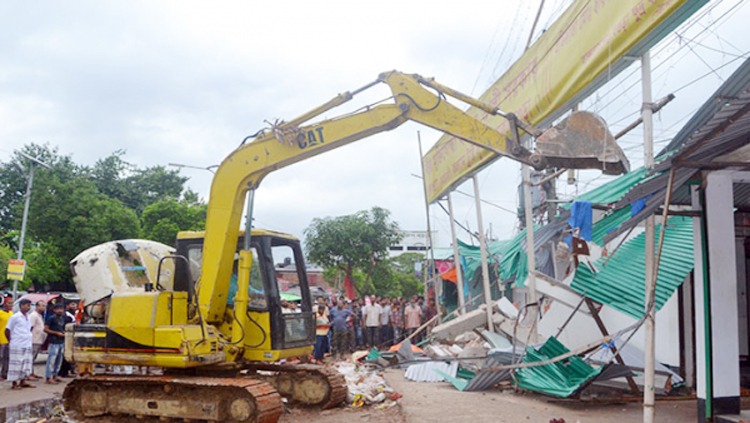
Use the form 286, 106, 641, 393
175, 229, 316, 361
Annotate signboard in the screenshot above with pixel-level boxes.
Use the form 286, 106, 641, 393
422, 0, 707, 203
7, 259, 26, 281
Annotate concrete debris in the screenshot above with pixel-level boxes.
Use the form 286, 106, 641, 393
453, 331, 481, 344
480, 329, 512, 349
496, 297, 519, 319
424, 344, 454, 359
456, 340, 488, 373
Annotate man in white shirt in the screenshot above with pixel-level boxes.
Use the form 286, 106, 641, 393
362, 297, 382, 348
29, 301, 46, 379
5, 299, 35, 389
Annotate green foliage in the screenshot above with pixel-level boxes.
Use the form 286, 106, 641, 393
91, 151, 188, 214
305, 207, 411, 297
389, 253, 423, 298
0, 242, 15, 290
141, 196, 206, 245
0, 143, 202, 290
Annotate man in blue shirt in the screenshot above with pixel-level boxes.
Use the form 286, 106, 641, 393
43, 303, 66, 384
329, 300, 352, 360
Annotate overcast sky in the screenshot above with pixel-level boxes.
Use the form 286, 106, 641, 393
1, 1, 748, 248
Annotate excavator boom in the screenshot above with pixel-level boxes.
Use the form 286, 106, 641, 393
198, 70, 629, 323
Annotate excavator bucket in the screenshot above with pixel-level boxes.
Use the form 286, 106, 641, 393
534, 111, 629, 175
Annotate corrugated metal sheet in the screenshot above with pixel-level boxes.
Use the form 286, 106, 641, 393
435, 353, 512, 392
405, 361, 458, 383
591, 206, 632, 246
571, 216, 694, 319
564, 167, 647, 207
462, 354, 512, 391
515, 337, 602, 398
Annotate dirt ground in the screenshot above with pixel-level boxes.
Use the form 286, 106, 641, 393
383, 368, 698, 423
0, 358, 707, 423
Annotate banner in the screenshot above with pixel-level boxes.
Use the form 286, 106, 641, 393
7, 259, 26, 281
422, 0, 707, 203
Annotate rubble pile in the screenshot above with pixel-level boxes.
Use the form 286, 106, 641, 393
335, 361, 397, 407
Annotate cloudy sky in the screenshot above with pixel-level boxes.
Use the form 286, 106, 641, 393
1, 1, 748, 248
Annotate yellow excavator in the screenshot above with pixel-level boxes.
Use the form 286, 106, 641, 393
62, 71, 629, 422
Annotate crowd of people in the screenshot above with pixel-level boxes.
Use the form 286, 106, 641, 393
307, 294, 438, 362
0, 295, 78, 390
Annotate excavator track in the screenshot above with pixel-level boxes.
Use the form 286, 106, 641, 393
249, 362, 347, 409
63, 375, 282, 423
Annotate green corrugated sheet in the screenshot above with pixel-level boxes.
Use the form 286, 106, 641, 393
571, 216, 694, 319
458, 228, 535, 290
515, 337, 602, 397
591, 206, 633, 246
563, 167, 647, 208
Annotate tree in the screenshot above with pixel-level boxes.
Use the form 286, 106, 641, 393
0, 242, 15, 290
388, 252, 424, 298
0, 143, 196, 290
141, 196, 207, 245
90, 151, 188, 215
304, 207, 401, 296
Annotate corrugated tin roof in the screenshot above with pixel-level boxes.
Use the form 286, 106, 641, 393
565, 167, 648, 207
570, 216, 694, 319
591, 206, 632, 246
405, 361, 458, 383
515, 337, 603, 398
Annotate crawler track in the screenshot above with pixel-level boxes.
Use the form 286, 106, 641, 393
250, 362, 348, 409
63, 375, 282, 422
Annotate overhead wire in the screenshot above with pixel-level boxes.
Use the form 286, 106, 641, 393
589, 0, 741, 114
572, 0, 746, 191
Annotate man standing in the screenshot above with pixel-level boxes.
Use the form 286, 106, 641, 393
58, 301, 77, 377
5, 298, 35, 389
29, 301, 46, 379
44, 303, 66, 384
329, 300, 352, 360
0, 297, 12, 379
404, 297, 422, 343
424, 298, 438, 330
379, 298, 392, 348
362, 297, 382, 349
390, 300, 404, 345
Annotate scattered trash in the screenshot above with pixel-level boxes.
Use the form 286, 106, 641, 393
336, 362, 395, 406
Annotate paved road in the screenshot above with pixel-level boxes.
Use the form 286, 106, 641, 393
0, 355, 68, 406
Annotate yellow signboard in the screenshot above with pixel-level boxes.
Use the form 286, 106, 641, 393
422, 0, 707, 203
7, 259, 26, 281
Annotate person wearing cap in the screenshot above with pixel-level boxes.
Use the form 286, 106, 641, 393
0, 297, 13, 379
5, 298, 35, 389
43, 303, 66, 384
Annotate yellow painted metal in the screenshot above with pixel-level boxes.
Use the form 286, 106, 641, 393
198, 71, 547, 324
422, 0, 704, 202
243, 344, 312, 363
233, 250, 252, 345
171, 292, 188, 325
243, 311, 272, 352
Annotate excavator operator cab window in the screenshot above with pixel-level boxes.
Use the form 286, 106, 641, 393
227, 248, 267, 310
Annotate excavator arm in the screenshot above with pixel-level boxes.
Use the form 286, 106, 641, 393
198, 70, 629, 323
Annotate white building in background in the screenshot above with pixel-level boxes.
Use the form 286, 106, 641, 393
389, 230, 437, 257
